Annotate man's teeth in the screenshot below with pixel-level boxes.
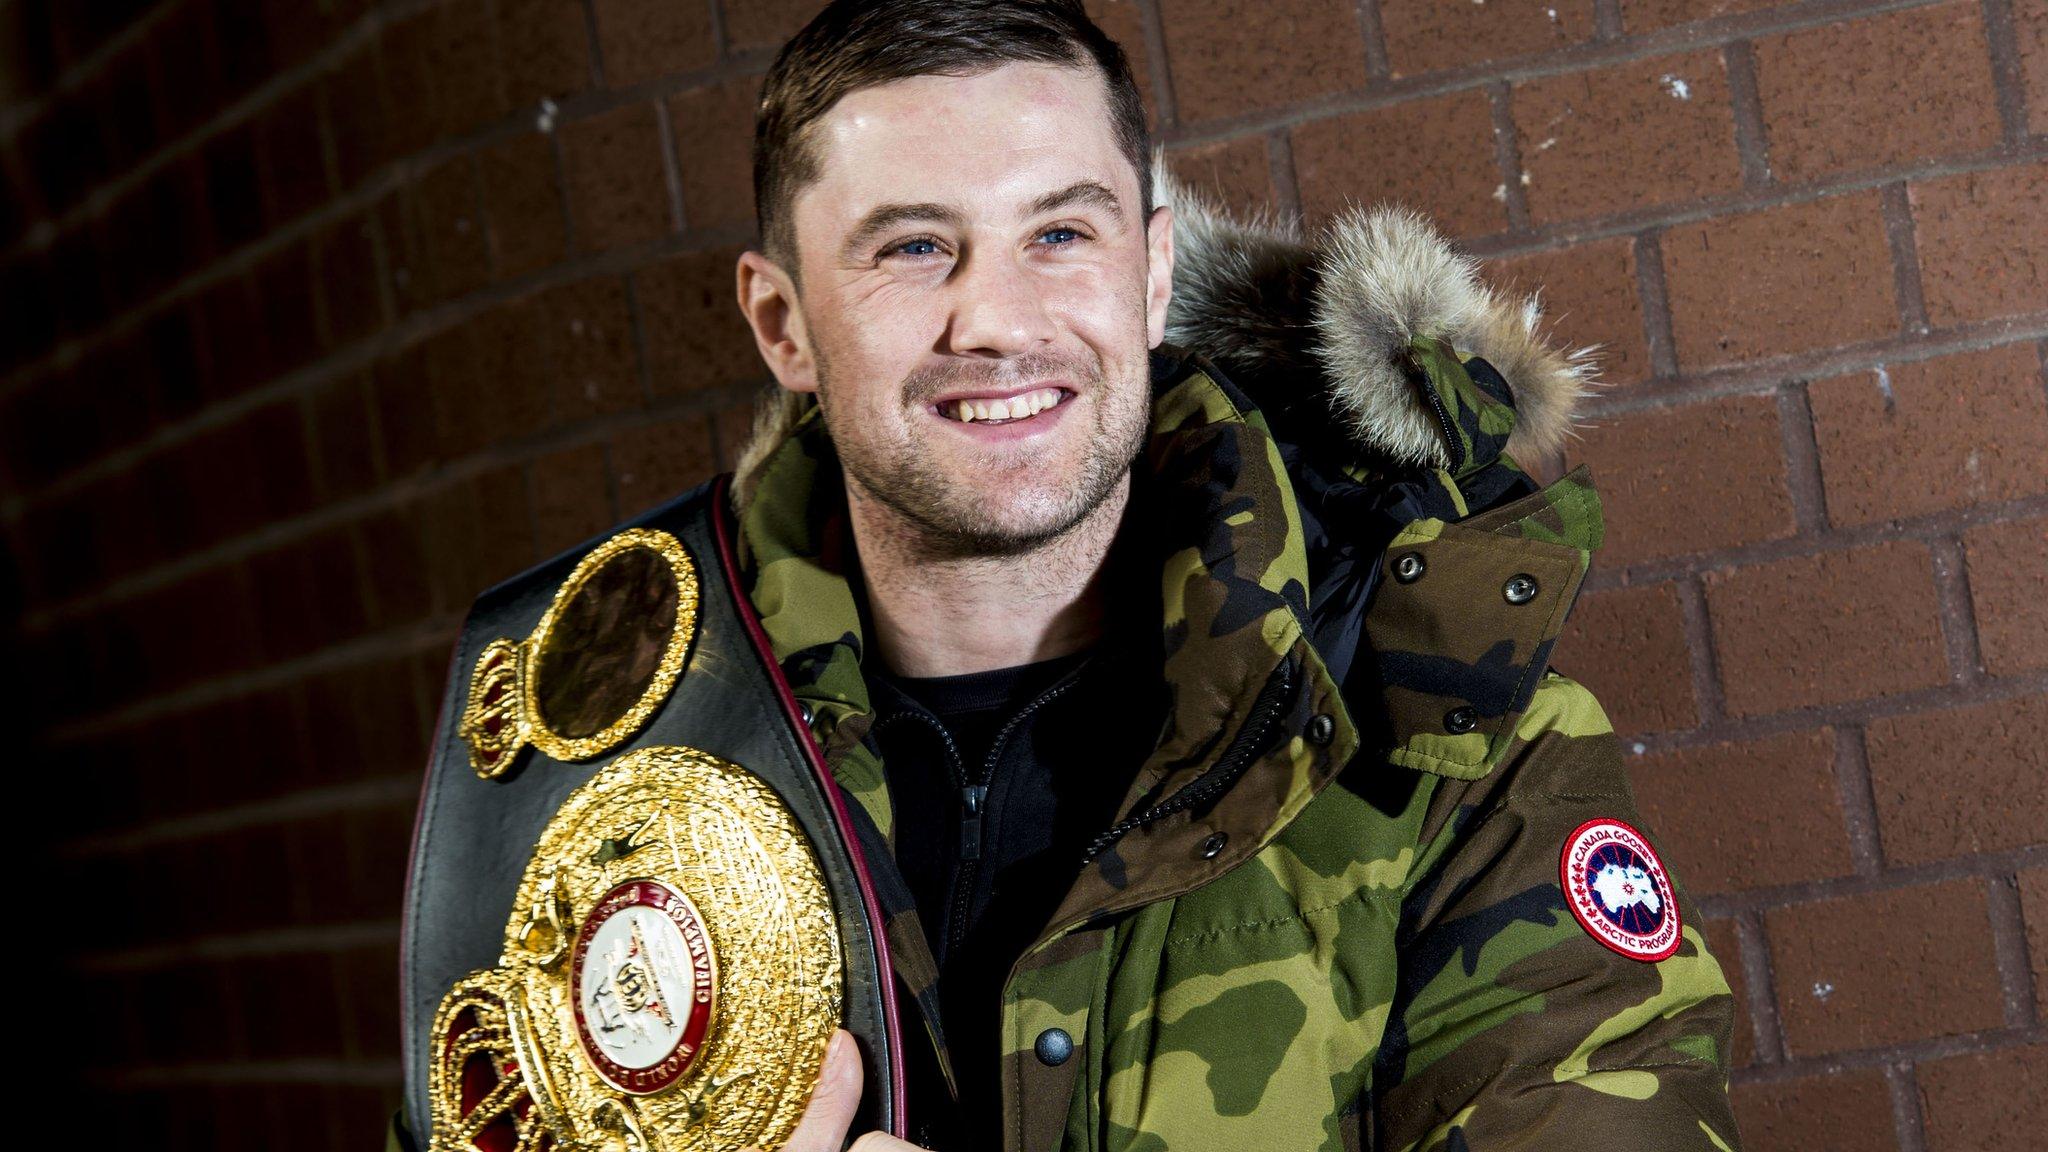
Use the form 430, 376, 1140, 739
947, 388, 1063, 422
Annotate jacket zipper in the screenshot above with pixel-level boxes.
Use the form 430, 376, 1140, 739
1081, 657, 1296, 864
945, 676, 1080, 957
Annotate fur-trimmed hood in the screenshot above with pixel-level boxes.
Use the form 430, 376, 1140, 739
730, 152, 1595, 508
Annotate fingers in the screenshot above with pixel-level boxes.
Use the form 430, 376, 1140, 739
777, 1028, 865, 1152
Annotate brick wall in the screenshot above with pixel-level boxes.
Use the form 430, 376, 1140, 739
2, 0, 2040, 1147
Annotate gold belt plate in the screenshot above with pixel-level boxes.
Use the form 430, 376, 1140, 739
427, 746, 843, 1151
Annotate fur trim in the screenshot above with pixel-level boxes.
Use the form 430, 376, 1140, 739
730, 155, 1596, 508
1154, 153, 1595, 469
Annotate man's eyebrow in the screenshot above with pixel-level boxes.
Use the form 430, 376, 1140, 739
1025, 179, 1123, 221
841, 202, 968, 259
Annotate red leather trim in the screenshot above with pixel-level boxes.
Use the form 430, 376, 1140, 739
709, 473, 908, 1136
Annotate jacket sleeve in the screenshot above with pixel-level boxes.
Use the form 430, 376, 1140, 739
1368, 672, 1741, 1151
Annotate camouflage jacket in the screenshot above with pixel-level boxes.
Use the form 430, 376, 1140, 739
725, 167, 1742, 1152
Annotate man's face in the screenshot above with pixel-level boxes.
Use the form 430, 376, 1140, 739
766, 61, 1172, 554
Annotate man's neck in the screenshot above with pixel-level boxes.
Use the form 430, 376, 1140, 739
846, 477, 1131, 678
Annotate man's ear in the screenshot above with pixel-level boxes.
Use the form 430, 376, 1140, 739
1144, 203, 1174, 349
735, 249, 819, 395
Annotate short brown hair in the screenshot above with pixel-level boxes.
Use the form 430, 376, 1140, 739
752, 0, 1153, 287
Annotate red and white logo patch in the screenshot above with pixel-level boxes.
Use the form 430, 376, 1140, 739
1560, 818, 1681, 962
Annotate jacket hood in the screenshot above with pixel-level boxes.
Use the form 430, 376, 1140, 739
730, 152, 1596, 509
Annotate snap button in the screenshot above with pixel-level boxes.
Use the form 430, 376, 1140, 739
1306, 713, 1335, 746
1503, 573, 1539, 605
1199, 832, 1229, 859
1034, 1027, 1073, 1066
1444, 706, 1479, 734
1393, 552, 1426, 583
798, 701, 815, 727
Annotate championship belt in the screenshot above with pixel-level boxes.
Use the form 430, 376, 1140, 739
400, 486, 902, 1151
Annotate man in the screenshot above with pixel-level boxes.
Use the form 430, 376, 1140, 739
397, 2, 1741, 1150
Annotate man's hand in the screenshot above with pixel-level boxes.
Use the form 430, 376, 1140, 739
741, 1029, 920, 1152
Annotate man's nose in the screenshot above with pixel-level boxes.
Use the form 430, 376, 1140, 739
944, 246, 1057, 357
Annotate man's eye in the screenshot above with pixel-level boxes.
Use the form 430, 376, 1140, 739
1040, 227, 1082, 246
883, 236, 944, 259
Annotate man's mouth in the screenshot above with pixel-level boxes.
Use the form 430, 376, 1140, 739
936, 386, 1071, 424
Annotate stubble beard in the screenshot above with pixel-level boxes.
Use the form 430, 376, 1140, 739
816, 340, 1150, 560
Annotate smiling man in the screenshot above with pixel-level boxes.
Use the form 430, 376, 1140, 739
396, 2, 1742, 1151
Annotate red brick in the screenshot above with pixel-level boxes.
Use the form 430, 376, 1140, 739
1910, 161, 2048, 327
305, 372, 379, 504
353, 506, 435, 628
1085, 0, 1162, 127
252, 80, 332, 229
479, 130, 567, 281
713, 396, 767, 471
1965, 512, 2048, 677
635, 243, 766, 397
1632, 728, 1855, 896
532, 276, 644, 421
497, 0, 592, 107
299, 655, 426, 785
323, 43, 391, 189
1866, 694, 2048, 866
1917, 1045, 2048, 1152
418, 466, 537, 608
369, 345, 438, 477
381, 0, 508, 145
200, 121, 264, 253
1706, 541, 1948, 717
247, 526, 375, 662
1160, 0, 1368, 124
394, 156, 491, 312
591, 0, 715, 88
1697, 917, 1754, 1067
1166, 136, 1276, 223
252, 239, 322, 378
561, 102, 674, 252
1620, 0, 1776, 33
1766, 878, 2005, 1055
261, 0, 367, 73
1753, 3, 2001, 185
2022, 868, 2048, 1019
611, 414, 719, 515
1810, 343, 2048, 527
531, 443, 616, 557
669, 75, 758, 232
334, 941, 404, 1060
1381, 0, 1594, 77
724, 0, 820, 51
1662, 192, 1897, 370
1554, 582, 1697, 735
1564, 393, 1795, 566
423, 304, 553, 454
310, 209, 387, 349
2021, 0, 2048, 135
1485, 237, 1650, 386
1514, 51, 1742, 226
1292, 90, 1506, 240
1730, 1068, 1899, 1152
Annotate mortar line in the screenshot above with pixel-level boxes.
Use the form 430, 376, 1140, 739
1927, 534, 1987, 685
1356, 0, 1393, 82
1988, 873, 2040, 1027
1832, 725, 1887, 876
1488, 81, 1531, 234
1632, 231, 1680, 379
1737, 909, 1790, 1064
1979, 0, 2032, 146
1881, 181, 1932, 335
1775, 380, 1832, 536
1723, 39, 1773, 188
1887, 1061, 1931, 1152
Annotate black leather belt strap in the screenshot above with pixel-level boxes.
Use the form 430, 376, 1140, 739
397, 477, 903, 1145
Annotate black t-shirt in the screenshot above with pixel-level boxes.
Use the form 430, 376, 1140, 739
867, 626, 1164, 1145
